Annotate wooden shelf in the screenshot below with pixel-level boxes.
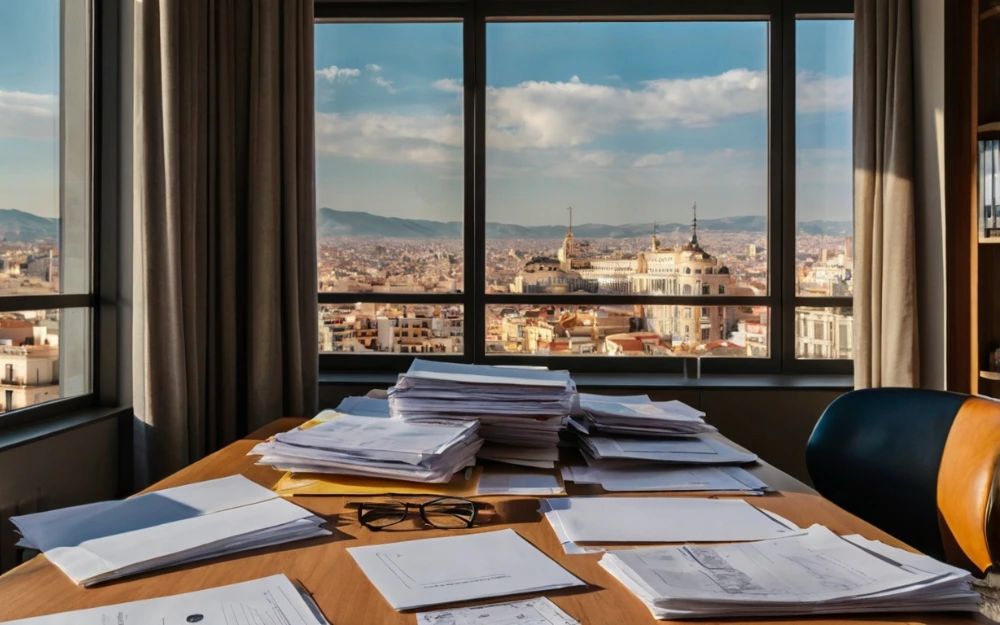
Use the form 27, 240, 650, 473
980, 236, 1000, 244
981, 122, 1000, 136
981, 371, 1000, 381
981, 6, 1000, 22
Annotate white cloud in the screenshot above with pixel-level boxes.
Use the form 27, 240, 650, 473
366, 64, 382, 72
632, 151, 685, 168
433, 78, 463, 93
313, 70, 849, 173
485, 69, 768, 150
796, 72, 852, 114
316, 65, 361, 83
315, 111, 462, 164
570, 150, 616, 167
0, 91, 57, 141
373, 76, 398, 94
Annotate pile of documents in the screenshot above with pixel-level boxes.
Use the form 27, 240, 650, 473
10, 476, 329, 586
541, 497, 802, 554
6, 575, 331, 625
348, 528, 584, 610
250, 414, 482, 483
568, 394, 757, 483
571, 394, 717, 437
599, 525, 979, 619
561, 463, 770, 494
575, 432, 757, 465
389, 360, 576, 453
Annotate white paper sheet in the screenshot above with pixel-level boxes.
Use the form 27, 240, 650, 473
11, 476, 329, 585
347, 528, 584, 610
3, 575, 330, 625
477, 472, 565, 495
562, 465, 768, 493
542, 497, 801, 544
582, 434, 756, 464
417, 597, 579, 625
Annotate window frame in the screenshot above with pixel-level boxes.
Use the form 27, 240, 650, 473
315, 0, 853, 376
0, 0, 118, 429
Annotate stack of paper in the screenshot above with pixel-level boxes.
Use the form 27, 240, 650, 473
389, 360, 576, 452
476, 471, 565, 495
348, 528, 584, 610
541, 497, 802, 554
599, 525, 979, 619
10, 476, 329, 586
572, 394, 716, 437
5, 575, 331, 625
576, 432, 756, 464
250, 414, 483, 483
561, 463, 770, 494
477, 443, 560, 468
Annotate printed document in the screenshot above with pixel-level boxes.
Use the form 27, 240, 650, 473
347, 528, 584, 610
417, 597, 579, 625
4, 575, 330, 625
541, 497, 801, 544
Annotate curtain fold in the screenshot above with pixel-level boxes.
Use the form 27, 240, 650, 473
853, 0, 919, 389
133, 0, 318, 486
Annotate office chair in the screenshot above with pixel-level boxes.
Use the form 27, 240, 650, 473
807, 388, 1000, 575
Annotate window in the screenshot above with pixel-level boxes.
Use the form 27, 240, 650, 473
792, 17, 853, 362
0, 0, 95, 416
316, 1, 853, 375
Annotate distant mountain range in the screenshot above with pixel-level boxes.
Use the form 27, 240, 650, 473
318, 208, 852, 239
0, 209, 59, 242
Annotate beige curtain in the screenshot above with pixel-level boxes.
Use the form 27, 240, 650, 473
133, 0, 318, 484
854, 0, 919, 388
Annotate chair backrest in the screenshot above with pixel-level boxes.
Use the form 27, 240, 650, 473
936, 395, 1000, 573
806, 388, 970, 565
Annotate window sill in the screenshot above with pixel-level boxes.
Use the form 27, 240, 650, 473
0, 405, 130, 453
319, 371, 854, 391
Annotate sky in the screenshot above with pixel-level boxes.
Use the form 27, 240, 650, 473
315, 19, 853, 227
0, 6, 852, 227
0, 0, 60, 218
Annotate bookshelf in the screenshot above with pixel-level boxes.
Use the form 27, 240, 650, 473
979, 1, 1000, 397
946, 0, 1000, 398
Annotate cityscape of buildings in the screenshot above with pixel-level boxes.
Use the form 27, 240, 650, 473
0, 240, 63, 413
317, 207, 854, 359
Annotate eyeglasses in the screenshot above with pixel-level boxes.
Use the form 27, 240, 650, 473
348, 496, 492, 531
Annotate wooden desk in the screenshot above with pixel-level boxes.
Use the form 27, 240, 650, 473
0, 418, 987, 625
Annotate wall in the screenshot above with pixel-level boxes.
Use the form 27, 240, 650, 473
913, 0, 948, 389
319, 384, 845, 485
0, 419, 119, 571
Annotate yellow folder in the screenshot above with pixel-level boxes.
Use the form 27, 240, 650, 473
274, 467, 483, 497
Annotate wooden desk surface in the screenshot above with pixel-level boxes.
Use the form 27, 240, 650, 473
0, 418, 986, 625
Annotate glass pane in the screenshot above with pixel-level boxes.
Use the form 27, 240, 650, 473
795, 20, 853, 297
486, 304, 768, 357
0, 308, 90, 414
0, 0, 91, 296
795, 306, 853, 360
315, 22, 464, 294
485, 22, 769, 297
319, 303, 463, 354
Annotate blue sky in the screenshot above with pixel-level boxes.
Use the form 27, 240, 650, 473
0, 9, 852, 226
0, 0, 60, 218
315, 19, 853, 227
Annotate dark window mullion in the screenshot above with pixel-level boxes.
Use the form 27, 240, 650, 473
0, 294, 95, 313
471, 5, 486, 364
